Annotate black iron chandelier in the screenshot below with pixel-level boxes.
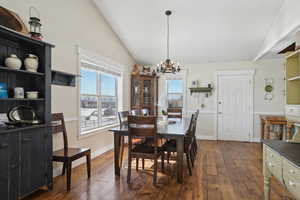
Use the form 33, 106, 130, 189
156, 10, 181, 74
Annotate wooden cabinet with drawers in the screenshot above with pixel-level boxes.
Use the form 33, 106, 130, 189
263, 142, 300, 200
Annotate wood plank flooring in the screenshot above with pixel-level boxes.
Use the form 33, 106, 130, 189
25, 141, 294, 200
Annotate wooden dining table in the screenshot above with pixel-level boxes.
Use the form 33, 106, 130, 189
109, 117, 191, 184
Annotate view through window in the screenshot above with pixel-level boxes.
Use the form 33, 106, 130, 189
80, 67, 118, 133
167, 79, 183, 108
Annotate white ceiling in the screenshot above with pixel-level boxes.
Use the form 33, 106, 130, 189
94, 0, 284, 65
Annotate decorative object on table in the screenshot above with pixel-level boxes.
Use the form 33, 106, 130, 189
5, 54, 22, 70
14, 87, 24, 98
26, 91, 38, 99
141, 66, 152, 75
162, 109, 168, 122
0, 6, 29, 35
24, 54, 39, 72
131, 64, 140, 75
264, 78, 274, 101
29, 6, 42, 40
0, 82, 8, 98
7, 105, 40, 125
156, 10, 181, 74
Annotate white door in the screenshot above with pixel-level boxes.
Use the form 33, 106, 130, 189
217, 73, 253, 141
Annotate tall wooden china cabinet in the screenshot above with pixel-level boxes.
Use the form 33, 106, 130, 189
131, 74, 158, 115
0, 26, 54, 199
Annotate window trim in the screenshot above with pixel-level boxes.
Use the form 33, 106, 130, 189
77, 47, 124, 138
167, 79, 184, 108
79, 67, 119, 134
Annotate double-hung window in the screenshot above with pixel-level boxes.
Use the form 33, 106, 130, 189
80, 62, 119, 134
167, 79, 183, 108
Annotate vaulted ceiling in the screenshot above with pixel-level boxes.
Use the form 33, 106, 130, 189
94, 0, 284, 65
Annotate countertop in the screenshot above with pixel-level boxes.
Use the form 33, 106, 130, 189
262, 139, 300, 167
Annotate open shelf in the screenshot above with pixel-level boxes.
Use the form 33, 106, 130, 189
0, 98, 44, 101
288, 76, 300, 81
0, 66, 44, 76
189, 87, 213, 95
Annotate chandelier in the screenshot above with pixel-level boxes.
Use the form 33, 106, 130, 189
156, 10, 181, 74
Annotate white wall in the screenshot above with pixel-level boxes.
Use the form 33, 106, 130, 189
162, 59, 285, 141
1, 0, 135, 173
256, 0, 300, 60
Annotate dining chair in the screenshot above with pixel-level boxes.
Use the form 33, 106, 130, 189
52, 113, 91, 191
118, 111, 130, 126
192, 110, 199, 156
117, 111, 130, 168
127, 115, 164, 186
162, 114, 196, 175
167, 107, 182, 118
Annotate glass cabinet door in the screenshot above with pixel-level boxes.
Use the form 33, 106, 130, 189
131, 77, 140, 107
143, 79, 151, 106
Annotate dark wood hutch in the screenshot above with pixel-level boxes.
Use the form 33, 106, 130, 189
131, 74, 158, 115
0, 26, 54, 199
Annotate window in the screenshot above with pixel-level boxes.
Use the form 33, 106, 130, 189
80, 67, 118, 134
167, 79, 183, 108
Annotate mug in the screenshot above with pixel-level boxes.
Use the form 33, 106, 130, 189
14, 87, 24, 98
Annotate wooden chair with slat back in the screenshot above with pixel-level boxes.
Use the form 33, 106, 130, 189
167, 107, 182, 118
52, 113, 91, 191
191, 110, 199, 162
162, 114, 196, 176
118, 111, 129, 126
127, 115, 164, 186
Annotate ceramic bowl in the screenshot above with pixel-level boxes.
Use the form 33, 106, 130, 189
26, 91, 38, 99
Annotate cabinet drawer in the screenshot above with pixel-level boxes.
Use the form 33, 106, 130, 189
283, 159, 300, 182
283, 173, 300, 199
265, 146, 282, 165
266, 159, 283, 183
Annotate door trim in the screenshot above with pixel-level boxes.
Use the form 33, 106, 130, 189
215, 69, 255, 142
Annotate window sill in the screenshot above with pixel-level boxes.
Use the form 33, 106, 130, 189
78, 123, 119, 140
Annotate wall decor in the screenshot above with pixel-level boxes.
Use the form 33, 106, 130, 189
0, 82, 8, 98
264, 78, 274, 101
5, 54, 22, 70
131, 64, 140, 75
0, 6, 29, 35
24, 54, 39, 72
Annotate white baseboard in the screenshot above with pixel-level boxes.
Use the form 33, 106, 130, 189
251, 138, 262, 143
196, 135, 217, 140
53, 144, 113, 177
196, 135, 262, 143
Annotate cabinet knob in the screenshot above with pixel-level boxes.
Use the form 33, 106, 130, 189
268, 162, 274, 167
290, 169, 295, 174
289, 180, 296, 187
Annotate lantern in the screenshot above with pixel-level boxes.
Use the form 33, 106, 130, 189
29, 7, 42, 40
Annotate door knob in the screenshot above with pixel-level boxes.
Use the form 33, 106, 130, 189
218, 112, 222, 114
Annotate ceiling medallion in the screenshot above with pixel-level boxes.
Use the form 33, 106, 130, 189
156, 10, 181, 74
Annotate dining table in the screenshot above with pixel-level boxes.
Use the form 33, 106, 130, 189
109, 117, 191, 184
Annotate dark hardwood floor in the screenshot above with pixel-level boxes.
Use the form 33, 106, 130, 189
25, 141, 294, 200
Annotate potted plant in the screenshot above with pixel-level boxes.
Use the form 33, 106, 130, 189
162, 109, 168, 121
